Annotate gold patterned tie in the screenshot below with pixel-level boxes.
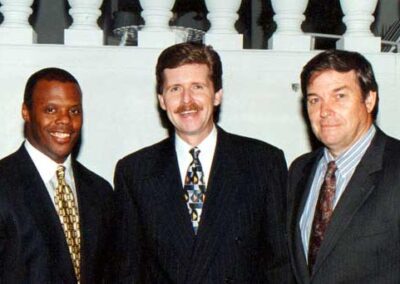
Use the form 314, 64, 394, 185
55, 165, 81, 282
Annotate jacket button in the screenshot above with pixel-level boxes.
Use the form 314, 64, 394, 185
235, 236, 242, 244
225, 277, 233, 283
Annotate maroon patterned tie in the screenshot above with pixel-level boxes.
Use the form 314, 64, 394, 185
308, 161, 337, 274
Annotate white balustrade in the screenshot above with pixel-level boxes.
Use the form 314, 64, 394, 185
204, 0, 243, 50
64, 0, 104, 46
0, 0, 36, 44
268, 0, 311, 51
337, 0, 380, 52
138, 0, 175, 48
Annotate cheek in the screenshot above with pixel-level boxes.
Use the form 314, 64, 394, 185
307, 108, 319, 122
164, 97, 179, 110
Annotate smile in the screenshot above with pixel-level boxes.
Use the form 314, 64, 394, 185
50, 132, 71, 139
321, 124, 339, 128
180, 110, 197, 115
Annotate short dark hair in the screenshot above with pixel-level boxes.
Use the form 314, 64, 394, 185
24, 67, 81, 109
155, 42, 223, 94
300, 49, 379, 120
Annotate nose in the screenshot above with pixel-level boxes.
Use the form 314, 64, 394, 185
182, 88, 193, 104
56, 110, 71, 124
320, 102, 332, 118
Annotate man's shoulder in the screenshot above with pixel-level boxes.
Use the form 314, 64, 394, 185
0, 146, 29, 177
382, 132, 400, 151
116, 137, 171, 167
289, 149, 321, 174
220, 129, 284, 156
73, 160, 112, 191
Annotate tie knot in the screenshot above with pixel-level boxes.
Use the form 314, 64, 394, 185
326, 161, 337, 178
56, 165, 66, 182
189, 147, 200, 160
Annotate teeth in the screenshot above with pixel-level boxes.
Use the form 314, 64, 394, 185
51, 132, 70, 139
181, 110, 197, 115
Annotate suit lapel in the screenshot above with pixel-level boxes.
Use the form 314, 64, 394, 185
289, 150, 322, 284
17, 146, 75, 282
150, 138, 195, 263
72, 161, 103, 282
312, 131, 385, 276
186, 129, 244, 284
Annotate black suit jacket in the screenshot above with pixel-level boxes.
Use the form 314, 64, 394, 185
288, 129, 400, 284
0, 145, 114, 283
114, 127, 293, 283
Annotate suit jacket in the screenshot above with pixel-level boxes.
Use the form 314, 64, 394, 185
0, 145, 114, 283
288, 129, 400, 284
114, 127, 293, 283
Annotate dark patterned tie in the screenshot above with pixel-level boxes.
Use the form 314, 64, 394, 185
55, 165, 81, 282
308, 161, 337, 274
184, 147, 206, 234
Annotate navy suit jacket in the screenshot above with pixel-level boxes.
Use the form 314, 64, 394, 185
0, 145, 114, 283
288, 129, 400, 283
114, 127, 293, 283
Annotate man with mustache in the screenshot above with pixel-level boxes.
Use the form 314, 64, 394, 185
0, 67, 114, 283
114, 42, 293, 283
288, 50, 400, 283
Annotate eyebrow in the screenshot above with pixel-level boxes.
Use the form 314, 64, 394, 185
332, 85, 348, 92
307, 85, 348, 97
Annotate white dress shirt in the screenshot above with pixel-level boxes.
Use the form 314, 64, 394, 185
24, 140, 79, 208
175, 125, 218, 187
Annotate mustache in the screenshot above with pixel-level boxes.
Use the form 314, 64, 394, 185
174, 102, 203, 114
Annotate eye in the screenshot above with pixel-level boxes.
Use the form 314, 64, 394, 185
336, 93, 346, 99
307, 96, 319, 105
168, 85, 182, 93
70, 107, 82, 115
45, 106, 56, 114
193, 84, 204, 90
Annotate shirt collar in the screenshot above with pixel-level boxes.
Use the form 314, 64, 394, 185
323, 125, 376, 174
175, 124, 218, 154
24, 139, 73, 184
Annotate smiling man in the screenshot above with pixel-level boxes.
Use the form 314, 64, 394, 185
114, 43, 293, 283
0, 68, 114, 283
288, 50, 400, 283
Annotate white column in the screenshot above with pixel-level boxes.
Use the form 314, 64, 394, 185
0, 0, 36, 44
204, 0, 243, 50
137, 0, 175, 48
268, 0, 311, 51
336, 0, 380, 52
64, 0, 104, 46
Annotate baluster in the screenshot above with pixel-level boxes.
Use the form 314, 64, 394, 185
337, 0, 380, 52
0, 0, 36, 44
269, 0, 311, 51
204, 0, 243, 50
137, 0, 175, 48
64, 0, 103, 46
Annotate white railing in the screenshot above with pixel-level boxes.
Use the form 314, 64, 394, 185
0, 0, 383, 52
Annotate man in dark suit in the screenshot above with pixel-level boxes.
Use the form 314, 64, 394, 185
288, 49, 400, 283
0, 67, 114, 283
114, 42, 292, 283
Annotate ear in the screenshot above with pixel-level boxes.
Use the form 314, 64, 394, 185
213, 89, 223, 106
21, 103, 31, 122
158, 94, 166, 111
364, 91, 377, 113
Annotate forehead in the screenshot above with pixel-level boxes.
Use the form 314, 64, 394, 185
32, 80, 81, 103
307, 69, 360, 93
163, 64, 211, 83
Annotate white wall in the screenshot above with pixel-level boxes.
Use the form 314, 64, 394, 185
1, 45, 399, 183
